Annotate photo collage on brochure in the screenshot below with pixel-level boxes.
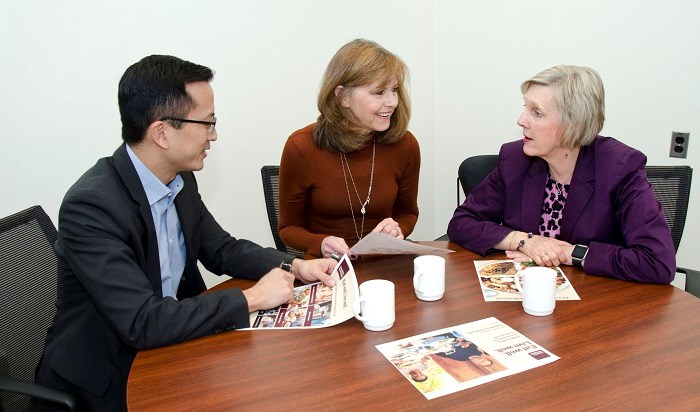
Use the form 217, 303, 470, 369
251, 282, 335, 328
247, 254, 357, 329
474, 259, 581, 301
376, 317, 559, 400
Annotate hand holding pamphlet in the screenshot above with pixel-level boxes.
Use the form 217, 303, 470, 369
243, 254, 358, 329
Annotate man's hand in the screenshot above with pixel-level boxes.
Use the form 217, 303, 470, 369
242, 269, 295, 312
293, 258, 337, 287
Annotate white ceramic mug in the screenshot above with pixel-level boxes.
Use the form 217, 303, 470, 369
353, 279, 395, 331
514, 266, 557, 316
413, 255, 446, 301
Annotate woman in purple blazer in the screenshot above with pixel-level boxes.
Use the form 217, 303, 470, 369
447, 65, 675, 284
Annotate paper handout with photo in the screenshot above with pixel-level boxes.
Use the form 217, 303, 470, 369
242, 254, 358, 329
349, 232, 453, 255
376, 317, 559, 399
474, 259, 581, 301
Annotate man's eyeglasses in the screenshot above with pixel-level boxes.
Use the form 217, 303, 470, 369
160, 116, 217, 135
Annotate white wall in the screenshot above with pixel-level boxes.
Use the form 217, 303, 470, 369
1, 1, 697, 287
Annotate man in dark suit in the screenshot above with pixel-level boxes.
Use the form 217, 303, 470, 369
35, 55, 337, 411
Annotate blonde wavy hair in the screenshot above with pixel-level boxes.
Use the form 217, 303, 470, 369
521, 65, 605, 149
314, 39, 411, 153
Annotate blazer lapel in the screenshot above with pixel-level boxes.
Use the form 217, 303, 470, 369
559, 146, 595, 240
521, 161, 548, 233
112, 144, 164, 296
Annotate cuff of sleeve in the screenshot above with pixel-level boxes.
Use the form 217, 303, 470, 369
310, 234, 327, 258
216, 288, 252, 331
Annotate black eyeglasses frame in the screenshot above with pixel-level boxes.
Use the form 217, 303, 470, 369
160, 116, 217, 134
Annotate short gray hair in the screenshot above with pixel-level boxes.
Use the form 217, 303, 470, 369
521, 65, 605, 148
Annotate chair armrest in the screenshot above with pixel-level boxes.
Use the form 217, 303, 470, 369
677, 266, 700, 298
0, 377, 77, 411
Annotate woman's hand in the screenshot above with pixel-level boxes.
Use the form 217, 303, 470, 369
372, 218, 404, 239
321, 236, 355, 259
506, 235, 573, 267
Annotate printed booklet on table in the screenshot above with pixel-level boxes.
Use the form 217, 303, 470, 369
376, 317, 559, 399
475, 259, 581, 301
242, 254, 358, 329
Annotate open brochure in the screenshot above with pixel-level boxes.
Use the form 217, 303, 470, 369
349, 232, 453, 255
243, 254, 358, 329
376, 317, 559, 399
474, 260, 581, 302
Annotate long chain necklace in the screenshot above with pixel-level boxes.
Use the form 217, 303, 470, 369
340, 140, 376, 240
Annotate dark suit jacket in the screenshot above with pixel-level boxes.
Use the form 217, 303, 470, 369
447, 136, 675, 284
36, 144, 290, 411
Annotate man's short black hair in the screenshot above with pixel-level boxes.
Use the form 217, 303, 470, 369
118, 55, 214, 144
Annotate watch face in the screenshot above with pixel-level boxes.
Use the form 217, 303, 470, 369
572, 245, 588, 259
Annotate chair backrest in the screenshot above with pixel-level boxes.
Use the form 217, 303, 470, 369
260, 166, 304, 257
645, 166, 693, 252
457, 155, 499, 206
0, 206, 58, 411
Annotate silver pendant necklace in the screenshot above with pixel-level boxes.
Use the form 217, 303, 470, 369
549, 171, 570, 197
340, 140, 376, 240
555, 181, 564, 196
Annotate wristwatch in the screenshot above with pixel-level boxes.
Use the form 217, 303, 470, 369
571, 244, 589, 267
279, 257, 295, 273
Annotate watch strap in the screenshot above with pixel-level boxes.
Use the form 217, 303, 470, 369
279, 256, 295, 273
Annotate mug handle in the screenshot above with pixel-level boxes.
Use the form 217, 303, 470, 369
514, 271, 525, 294
413, 273, 424, 294
353, 296, 367, 322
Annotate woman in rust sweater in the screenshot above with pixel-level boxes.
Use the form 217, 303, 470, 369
279, 39, 420, 258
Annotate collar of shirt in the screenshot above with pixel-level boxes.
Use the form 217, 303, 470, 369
126, 145, 184, 205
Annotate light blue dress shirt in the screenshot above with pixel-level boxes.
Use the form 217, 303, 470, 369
126, 145, 186, 299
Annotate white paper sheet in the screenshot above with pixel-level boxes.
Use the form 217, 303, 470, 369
349, 232, 454, 255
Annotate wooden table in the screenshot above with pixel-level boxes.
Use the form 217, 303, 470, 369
127, 242, 700, 410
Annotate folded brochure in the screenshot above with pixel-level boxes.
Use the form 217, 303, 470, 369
243, 253, 358, 329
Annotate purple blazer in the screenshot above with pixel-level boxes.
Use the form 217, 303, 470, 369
447, 136, 675, 284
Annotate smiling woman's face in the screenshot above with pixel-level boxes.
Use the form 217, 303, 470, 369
339, 79, 399, 134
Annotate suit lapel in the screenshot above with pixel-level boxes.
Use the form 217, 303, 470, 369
112, 144, 164, 296
559, 145, 595, 240
174, 172, 197, 263
174, 172, 207, 298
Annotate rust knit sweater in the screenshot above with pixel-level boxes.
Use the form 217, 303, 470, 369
278, 123, 420, 257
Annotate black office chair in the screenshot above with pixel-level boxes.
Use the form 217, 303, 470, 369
0, 206, 77, 411
260, 166, 304, 257
645, 166, 699, 297
457, 154, 499, 207
437, 155, 498, 241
